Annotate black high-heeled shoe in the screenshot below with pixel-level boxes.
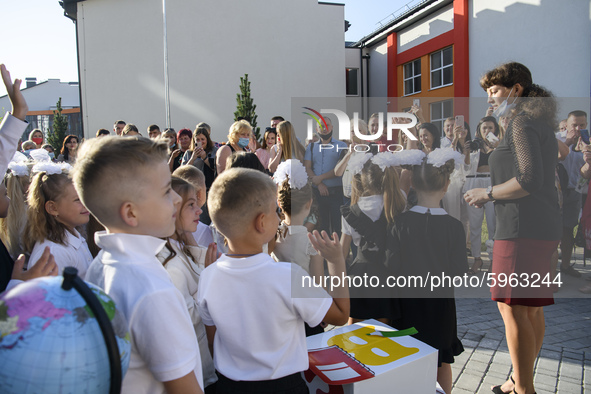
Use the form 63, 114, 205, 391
491, 376, 514, 394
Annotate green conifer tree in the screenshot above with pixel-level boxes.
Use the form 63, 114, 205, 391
47, 97, 68, 152
234, 74, 261, 143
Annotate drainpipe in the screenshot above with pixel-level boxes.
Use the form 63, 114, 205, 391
162, 0, 171, 129
362, 52, 371, 119
63, 10, 84, 139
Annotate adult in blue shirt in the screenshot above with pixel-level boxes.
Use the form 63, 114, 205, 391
304, 117, 348, 237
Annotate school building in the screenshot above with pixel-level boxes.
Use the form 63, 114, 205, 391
60, 0, 590, 139
345, 0, 591, 133
0, 78, 82, 142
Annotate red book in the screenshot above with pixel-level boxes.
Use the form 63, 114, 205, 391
307, 345, 375, 385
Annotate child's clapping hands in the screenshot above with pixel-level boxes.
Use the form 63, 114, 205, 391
307, 230, 344, 264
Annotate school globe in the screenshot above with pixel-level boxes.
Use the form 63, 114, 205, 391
0, 276, 131, 393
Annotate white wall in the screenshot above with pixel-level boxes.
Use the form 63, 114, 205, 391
76, 0, 345, 140
366, 40, 389, 116
0, 80, 80, 117
345, 47, 361, 70
469, 0, 591, 99
397, 4, 454, 53
469, 0, 591, 125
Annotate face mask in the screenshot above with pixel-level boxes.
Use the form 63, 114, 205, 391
237, 137, 250, 149
32, 137, 43, 145
493, 87, 517, 118
48, 152, 55, 160
318, 130, 333, 141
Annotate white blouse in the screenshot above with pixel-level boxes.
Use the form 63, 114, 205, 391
29, 228, 93, 279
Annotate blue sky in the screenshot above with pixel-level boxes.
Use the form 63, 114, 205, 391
2, 0, 411, 84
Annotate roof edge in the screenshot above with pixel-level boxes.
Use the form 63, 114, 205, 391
352, 0, 451, 47
318, 1, 345, 6
60, 0, 85, 21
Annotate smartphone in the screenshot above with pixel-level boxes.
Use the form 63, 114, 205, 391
455, 115, 464, 127
413, 98, 420, 107
486, 133, 499, 143
581, 129, 590, 144
196, 141, 202, 149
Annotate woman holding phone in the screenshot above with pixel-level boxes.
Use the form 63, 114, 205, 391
183, 126, 218, 190
464, 62, 560, 394
255, 127, 276, 171
463, 116, 501, 274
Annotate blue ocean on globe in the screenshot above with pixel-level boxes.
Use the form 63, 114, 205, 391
0, 276, 131, 393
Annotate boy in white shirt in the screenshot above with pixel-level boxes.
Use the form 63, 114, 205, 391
72, 137, 204, 394
197, 168, 349, 393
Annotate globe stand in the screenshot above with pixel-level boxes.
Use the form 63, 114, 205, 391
61, 267, 122, 394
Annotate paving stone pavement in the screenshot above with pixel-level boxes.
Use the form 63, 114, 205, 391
451, 247, 591, 394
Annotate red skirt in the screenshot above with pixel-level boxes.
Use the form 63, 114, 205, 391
491, 238, 559, 307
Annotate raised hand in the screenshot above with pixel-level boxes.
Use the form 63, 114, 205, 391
1, 64, 28, 121
307, 230, 344, 264
171, 149, 182, 159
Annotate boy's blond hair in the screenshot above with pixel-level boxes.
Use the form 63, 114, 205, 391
173, 165, 205, 192
208, 168, 276, 239
72, 136, 169, 228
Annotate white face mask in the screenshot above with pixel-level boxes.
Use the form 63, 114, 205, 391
493, 87, 517, 118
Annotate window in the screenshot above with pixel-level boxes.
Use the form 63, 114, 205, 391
403, 59, 421, 95
430, 99, 453, 136
346, 68, 359, 96
430, 47, 453, 89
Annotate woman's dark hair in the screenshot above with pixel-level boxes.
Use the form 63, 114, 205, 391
191, 126, 214, 153
480, 62, 533, 91
418, 123, 441, 150
60, 135, 78, 161
261, 128, 277, 150
480, 61, 556, 128
226, 152, 266, 173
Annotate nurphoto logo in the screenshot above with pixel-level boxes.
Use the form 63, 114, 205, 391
303, 107, 418, 152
